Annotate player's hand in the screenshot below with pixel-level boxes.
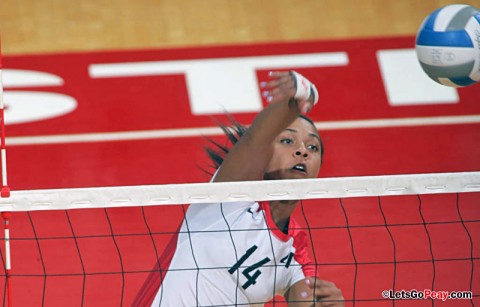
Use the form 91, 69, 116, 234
304, 277, 344, 307
260, 71, 317, 114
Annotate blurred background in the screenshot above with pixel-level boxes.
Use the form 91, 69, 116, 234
2, 0, 479, 55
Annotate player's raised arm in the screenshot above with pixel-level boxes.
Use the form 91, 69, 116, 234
213, 71, 318, 183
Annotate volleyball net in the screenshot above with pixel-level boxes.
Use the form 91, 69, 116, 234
0, 172, 478, 306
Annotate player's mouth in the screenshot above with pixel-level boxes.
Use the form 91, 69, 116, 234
291, 163, 307, 174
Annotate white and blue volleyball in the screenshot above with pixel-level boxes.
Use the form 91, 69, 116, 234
416, 4, 480, 87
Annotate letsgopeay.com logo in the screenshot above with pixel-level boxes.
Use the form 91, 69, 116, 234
382, 289, 473, 301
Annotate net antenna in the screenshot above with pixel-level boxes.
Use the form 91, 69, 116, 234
0, 34, 12, 307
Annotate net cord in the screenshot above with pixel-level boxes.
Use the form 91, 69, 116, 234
0, 171, 479, 212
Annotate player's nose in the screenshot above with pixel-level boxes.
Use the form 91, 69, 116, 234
294, 144, 308, 158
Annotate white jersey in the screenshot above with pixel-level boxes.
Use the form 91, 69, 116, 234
134, 200, 315, 307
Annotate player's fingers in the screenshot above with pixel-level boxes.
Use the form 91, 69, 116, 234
305, 279, 344, 306
268, 71, 291, 79
263, 88, 294, 103
261, 77, 296, 103
260, 73, 294, 90
307, 279, 336, 289
262, 83, 296, 98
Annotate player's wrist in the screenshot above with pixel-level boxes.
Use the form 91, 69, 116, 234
290, 71, 319, 106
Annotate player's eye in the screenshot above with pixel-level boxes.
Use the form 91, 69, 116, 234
308, 144, 319, 152
280, 138, 294, 145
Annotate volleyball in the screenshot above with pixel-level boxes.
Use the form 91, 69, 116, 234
415, 4, 480, 87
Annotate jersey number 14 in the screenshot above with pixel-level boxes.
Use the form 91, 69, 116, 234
228, 245, 295, 289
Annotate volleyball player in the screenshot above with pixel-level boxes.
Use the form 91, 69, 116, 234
134, 71, 344, 306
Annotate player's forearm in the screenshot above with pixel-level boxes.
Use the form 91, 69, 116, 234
213, 98, 299, 182
245, 97, 300, 146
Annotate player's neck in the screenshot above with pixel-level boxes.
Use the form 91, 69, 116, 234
269, 200, 298, 232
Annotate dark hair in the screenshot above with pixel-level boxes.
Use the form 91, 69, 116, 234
204, 115, 248, 171
205, 114, 324, 173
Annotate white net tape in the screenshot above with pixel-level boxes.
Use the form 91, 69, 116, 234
1, 171, 479, 211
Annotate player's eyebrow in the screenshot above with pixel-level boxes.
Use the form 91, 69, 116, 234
285, 128, 320, 141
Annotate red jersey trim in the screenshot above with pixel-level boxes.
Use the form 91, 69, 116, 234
259, 201, 292, 242
259, 201, 316, 277
132, 228, 180, 307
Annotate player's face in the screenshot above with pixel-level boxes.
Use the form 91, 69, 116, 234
264, 117, 322, 180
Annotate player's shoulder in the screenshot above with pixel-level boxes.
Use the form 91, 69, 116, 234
288, 218, 308, 242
